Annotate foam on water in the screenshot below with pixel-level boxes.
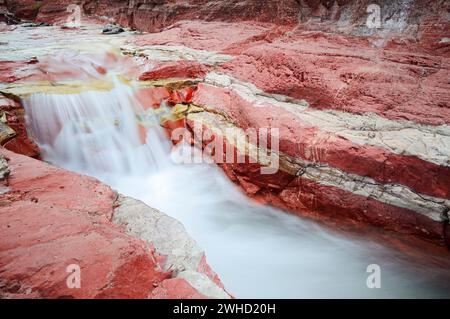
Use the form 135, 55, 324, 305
23, 78, 450, 298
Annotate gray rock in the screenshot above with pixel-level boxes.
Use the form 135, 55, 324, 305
102, 24, 124, 35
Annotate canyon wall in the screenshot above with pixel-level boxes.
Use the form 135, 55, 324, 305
4, 0, 449, 38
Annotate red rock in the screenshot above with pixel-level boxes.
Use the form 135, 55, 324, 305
185, 114, 448, 246
130, 20, 276, 52
5, 0, 450, 251
139, 61, 209, 81
7, 0, 300, 32
137, 123, 148, 144
185, 116, 296, 192
197, 255, 225, 290
0, 61, 33, 83
0, 148, 161, 298
162, 118, 187, 143
135, 86, 195, 111
278, 176, 444, 242
220, 33, 450, 126
2, 138, 40, 159
102, 1, 299, 32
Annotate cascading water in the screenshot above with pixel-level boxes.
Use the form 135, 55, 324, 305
23, 77, 450, 298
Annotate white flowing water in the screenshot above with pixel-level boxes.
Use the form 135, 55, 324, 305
23, 79, 450, 298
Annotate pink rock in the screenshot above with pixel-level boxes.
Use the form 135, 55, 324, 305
130, 20, 279, 52
0, 148, 212, 298
168, 87, 196, 105
220, 31, 450, 126
0, 97, 40, 158
135, 87, 171, 110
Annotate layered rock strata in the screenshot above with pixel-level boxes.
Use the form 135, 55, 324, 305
0, 148, 229, 298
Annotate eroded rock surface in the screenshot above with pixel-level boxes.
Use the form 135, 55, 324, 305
0, 148, 228, 298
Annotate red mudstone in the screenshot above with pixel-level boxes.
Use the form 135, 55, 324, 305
168, 87, 196, 105
184, 116, 447, 246
149, 278, 208, 299
0, 61, 35, 83
0, 97, 40, 158
130, 20, 280, 53
163, 118, 187, 143
278, 176, 444, 242
220, 32, 450, 126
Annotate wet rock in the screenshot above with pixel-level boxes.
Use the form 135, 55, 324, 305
168, 87, 196, 105
0, 148, 163, 298
7, 0, 449, 40
21, 21, 51, 27
4, 0, 41, 21
135, 87, 171, 110
128, 20, 274, 53
0, 121, 15, 144
192, 80, 450, 199
220, 34, 450, 126
102, 24, 124, 35
26, 56, 38, 64
7, 0, 300, 32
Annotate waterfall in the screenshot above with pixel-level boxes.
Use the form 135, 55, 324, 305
22, 79, 450, 298
23, 77, 171, 178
